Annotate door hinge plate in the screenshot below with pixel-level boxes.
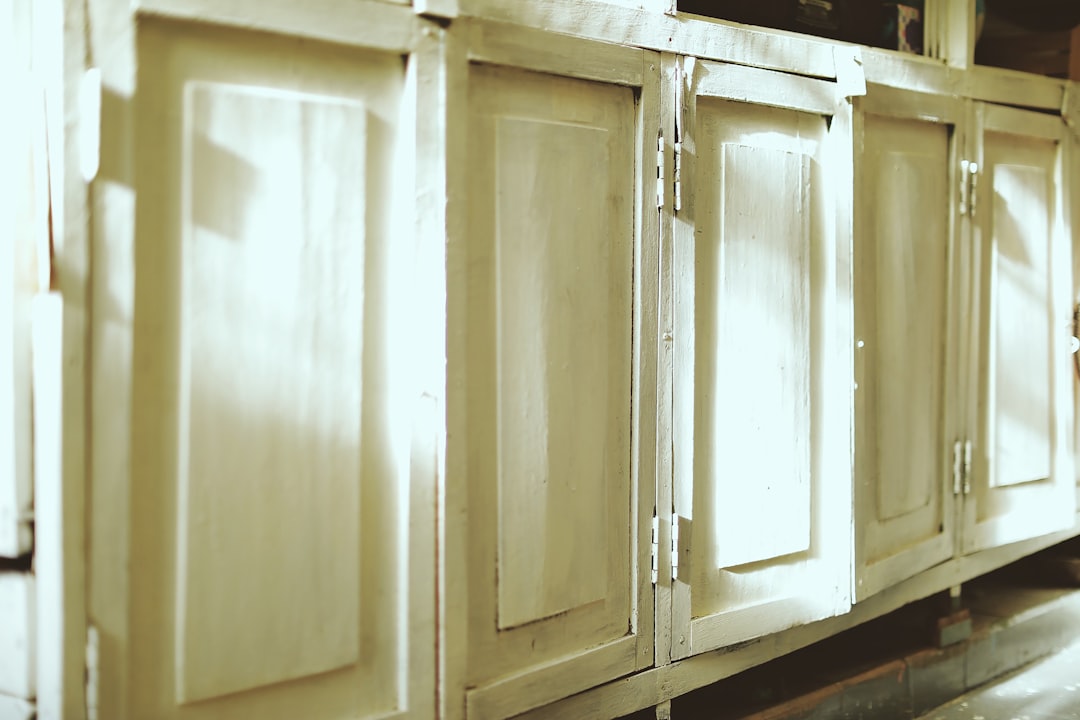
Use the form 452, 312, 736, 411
657, 134, 665, 210
953, 439, 972, 495
650, 513, 659, 585
960, 159, 979, 218
671, 514, 680, 582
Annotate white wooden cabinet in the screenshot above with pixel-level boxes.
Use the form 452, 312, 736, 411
852, 86, 963, 600
669, 57, 853, 659
89, 4, 437, 719
964, 103, 1076, 553
854, 90, 1077, 597
0, 0, 36, 560
444, 22, 659, 720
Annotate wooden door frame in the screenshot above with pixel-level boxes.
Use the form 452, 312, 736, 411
441, 18, 660, 720
668, 55, 855, 661
87, 2, 437, 719
962, 101, 1076, 554
850, 84, 965, 601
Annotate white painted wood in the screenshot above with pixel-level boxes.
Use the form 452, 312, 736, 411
0, 0, 36, 559
965, 103, 1076, 554
94, 13, 432, 719
965, 66, 1065, 113
85, 0, 136, 717
451, 34, 657, 718
0, 694, 34, 720
0, 574, 34, 699
671, 59, 851, 660
694, 59, 837, 115
440, 23, 470, 720
654, 52, 679, 670
134, 0, 421, 53
32, 0, 90, 715
466, 18, 643, 87
852, 87, 963, 600
32, 292, 77, 720
458, 0, 838, 79
175, 81, 366, 704
514, 523, 1080, 720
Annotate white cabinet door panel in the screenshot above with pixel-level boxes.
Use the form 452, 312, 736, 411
965, 104, 1075, 553
107, 16, 430, 720
671, 59, 852, 659
455, 36, 657, 719
853, 88, 961, 600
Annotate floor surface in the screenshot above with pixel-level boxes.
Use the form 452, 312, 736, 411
916, 635, 1080, 720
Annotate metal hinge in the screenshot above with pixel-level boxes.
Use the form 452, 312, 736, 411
959, 160, 979, 218
86, 625, 99, 720
656, 133, 665, 210
650, 513, 659, 585
673, 141, 682, 212
673, 59, 686, 214
952, 439, 973, 495
671, 514, 680, 582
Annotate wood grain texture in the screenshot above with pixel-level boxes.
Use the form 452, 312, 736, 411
700, 142, 811, 569
493, 115, 612, 630
466, 18, 643, 87
175, 82, 366, 703
134, 0, 420, 53
459, 0, 838, 79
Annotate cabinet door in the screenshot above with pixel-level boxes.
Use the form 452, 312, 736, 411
93, 7, 435, 719
852, 88, 962, 600
450, 23, 658, 719
670, 58, 852, 659
0, 0, 35, 559
964, 104, 1076, 553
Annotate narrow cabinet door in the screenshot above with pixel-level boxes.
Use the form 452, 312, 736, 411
0, 0, 35, 559
670, 58, 853, 659
964, 104, 1076, 553
852, 87, 962, 600
96, 7, 435, 719
448, 22, 659, 720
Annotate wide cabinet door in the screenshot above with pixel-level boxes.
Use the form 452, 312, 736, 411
670, 57, 853, 659
448, 22, 659, 720
93, 4, 435, 719
852, 87, 962, 600
964, 103, 1076, 553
